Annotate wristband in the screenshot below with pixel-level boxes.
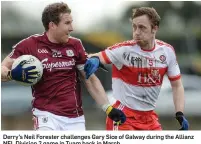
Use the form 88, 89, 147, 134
101, 103, 111, 112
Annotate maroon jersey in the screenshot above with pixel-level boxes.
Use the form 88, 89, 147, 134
9, 33, 87, 117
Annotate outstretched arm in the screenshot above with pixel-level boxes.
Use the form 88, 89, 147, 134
79, 70, 126, 124
84, 52, 110, 79
170, 79, 189, 130
80, 70, 108, 106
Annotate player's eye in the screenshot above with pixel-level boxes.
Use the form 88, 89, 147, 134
65, 21, 72, 25
133, 25, 137, 31
139, 25, 144, 29
139, 25, 146, 30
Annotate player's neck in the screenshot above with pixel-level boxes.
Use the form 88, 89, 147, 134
141, 39, 155, 51
46, 31, 60, 44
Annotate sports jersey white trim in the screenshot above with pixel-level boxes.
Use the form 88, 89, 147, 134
76, 64, 85, 70
9, 33, 44, 57
12, 33, 44, 49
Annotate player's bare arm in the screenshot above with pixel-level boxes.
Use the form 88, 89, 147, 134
1, 56, 14, 81
79, 70, 109, 106
170, 78, 185, 113
170, 78, 189, 130
79, 70, 126, 124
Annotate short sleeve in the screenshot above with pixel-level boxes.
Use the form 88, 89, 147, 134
76, 40, 87, 70
101, 46, 124, 70
167, 47, 181, 81
9, 38, 30, 59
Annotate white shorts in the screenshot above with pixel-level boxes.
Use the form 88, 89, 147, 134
32, 108, 86, 130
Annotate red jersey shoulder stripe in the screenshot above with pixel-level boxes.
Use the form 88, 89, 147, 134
156, 39, 176, 53
107, 40, 137, 50
101, 51, 111, 64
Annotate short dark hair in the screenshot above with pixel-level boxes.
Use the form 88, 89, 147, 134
42, 2, 71, 31
132, 7, 161, 27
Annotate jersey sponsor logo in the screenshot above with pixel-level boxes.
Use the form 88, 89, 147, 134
41, 58, 75, 71
38, 49, 48, 54
137, 69, 161, 85
66, 50, 74, 57
123, 52, 142, 67
123, 52, 167, 68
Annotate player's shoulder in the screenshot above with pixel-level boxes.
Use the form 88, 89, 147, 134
68, 36, 85, 52
23, 33, 44, 40
68, 36, 82, 45
107, 40, 137, 50
13, 33, 44, 49
156, 39, 174, 50
155, 39, 176, 57
31, 33, 45, 39
24, 33, 45, 42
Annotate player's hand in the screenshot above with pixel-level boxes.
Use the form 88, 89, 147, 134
175, 111, 189, 130
106, 105, 126, 125
7, 60, 39, 84
84, 56, 108, 79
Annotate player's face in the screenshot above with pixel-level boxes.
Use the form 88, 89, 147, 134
54, 13, 73, 43
132, 15, 155, 47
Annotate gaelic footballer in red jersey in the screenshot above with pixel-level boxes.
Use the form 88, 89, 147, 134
84, 7, 189, 130
1, 2, 126, 130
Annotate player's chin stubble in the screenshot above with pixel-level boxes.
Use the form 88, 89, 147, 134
136, 40, 148, 48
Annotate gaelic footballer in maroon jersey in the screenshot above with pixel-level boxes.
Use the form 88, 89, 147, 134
9, 33, 87, 118
2, 2, 126, 130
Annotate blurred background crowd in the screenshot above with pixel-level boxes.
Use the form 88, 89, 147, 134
1, 1, 201, 130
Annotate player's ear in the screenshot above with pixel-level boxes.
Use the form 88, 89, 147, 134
152, 25, 158, 34
49, 22, 57, 30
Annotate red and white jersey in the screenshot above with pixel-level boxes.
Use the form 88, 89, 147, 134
101, 39, 181, 111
